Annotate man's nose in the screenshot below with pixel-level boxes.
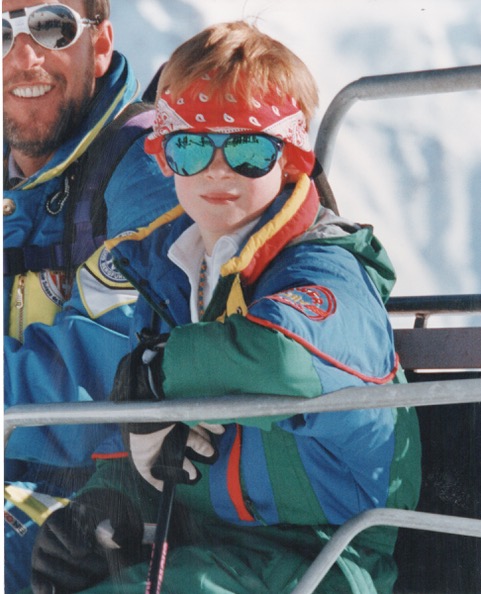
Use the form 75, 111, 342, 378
7, 34, 46, 69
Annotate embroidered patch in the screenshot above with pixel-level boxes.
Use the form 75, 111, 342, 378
98, 247, 127, 283
4, 510, 28, 537
39, 271, 71, 306
270, 286, 336, 321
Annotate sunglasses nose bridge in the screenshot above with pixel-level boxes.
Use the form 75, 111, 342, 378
4, 15, 42, 57
3, 17, 43, 58
207, 146, 231, 172
4, 15, 28, 43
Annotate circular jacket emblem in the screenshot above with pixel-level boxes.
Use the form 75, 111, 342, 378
270, 286, 337, 321
39, 271, 71, 306
98, 247, 127, 283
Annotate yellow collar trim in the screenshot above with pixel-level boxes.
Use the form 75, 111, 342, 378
105, 204, 185, 251
22, 86, 128, 190
220, 173, 310, 278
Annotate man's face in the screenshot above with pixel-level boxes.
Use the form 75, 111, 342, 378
3, 0, 99, 158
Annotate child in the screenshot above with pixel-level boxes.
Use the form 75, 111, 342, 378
31, 21, 420, 594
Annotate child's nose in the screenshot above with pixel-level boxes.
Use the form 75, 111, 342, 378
205, 149, 232, 178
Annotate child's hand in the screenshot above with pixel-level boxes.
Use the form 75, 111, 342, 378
129, 422, 225, 491
110, 331, 169, 411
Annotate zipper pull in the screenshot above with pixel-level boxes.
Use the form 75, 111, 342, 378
15, 276, 25, 309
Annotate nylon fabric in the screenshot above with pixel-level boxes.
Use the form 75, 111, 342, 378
3, 51, 178, 594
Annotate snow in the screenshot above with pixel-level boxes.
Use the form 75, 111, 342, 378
111, 0, 481, 325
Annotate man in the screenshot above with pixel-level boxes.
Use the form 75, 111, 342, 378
3, 1, 177, 591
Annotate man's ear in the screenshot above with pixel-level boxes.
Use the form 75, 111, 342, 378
93, 21, 114, 78
155, 149, 175, 177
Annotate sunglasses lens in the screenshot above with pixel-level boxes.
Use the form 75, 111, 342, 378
163, 133, 283, 178
28, 5, 79, 50
224, 135, 281, 178
165, 134, 215, 176
2, 19, 13, 57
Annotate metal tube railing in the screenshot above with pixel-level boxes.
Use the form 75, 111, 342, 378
315, 64, 481, 172
5, 379, 481, 592
291, 509, 481, 594
387, 294, 481, 317
5, 378, 481, 447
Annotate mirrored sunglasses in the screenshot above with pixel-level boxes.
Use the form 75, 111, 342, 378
163, 132, 284, 179
3, 3, 99, 58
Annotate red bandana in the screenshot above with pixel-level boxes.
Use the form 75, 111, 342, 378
144, 74, 315, 175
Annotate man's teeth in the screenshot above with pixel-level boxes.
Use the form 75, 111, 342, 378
12, 85, 52, 98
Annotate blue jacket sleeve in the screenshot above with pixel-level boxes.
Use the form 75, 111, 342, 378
4, 312, 130, 466
4, 139, 177, 467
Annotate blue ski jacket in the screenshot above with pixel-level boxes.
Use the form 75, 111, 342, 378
4, 52, 178, 470
103, 175, 421, 551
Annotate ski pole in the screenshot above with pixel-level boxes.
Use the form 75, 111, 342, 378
145, 481, 176, 594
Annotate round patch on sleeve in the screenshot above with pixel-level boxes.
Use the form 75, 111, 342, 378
98, 247, 128, 283
269, 286, 336, 321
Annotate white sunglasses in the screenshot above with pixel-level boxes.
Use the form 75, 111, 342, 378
2, 3, 99, 58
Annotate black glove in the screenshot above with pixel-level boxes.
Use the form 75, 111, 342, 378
31, 489, 144, 594
111, 330, 225, 490
110, 329, 169, 417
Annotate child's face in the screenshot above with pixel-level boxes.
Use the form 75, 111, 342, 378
157, 145, 288, 254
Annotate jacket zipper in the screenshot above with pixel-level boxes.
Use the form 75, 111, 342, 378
15, 275, 26, 342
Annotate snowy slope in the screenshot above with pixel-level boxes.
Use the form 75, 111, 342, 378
111, 0, 481, 308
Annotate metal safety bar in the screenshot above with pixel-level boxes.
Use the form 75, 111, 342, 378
5, 377, 481, 446
5, 379, 481, 592
315, 64, 481, 172
387, 294, 481, 317
388, 293, 481, 330
291, 509, 481, 594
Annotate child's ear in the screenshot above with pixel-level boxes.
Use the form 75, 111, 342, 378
155, 150, 175, 177
93, 21, 114, 79
281, 161, 303, 184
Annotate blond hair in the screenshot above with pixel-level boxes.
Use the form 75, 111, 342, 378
158, 21, 319, 127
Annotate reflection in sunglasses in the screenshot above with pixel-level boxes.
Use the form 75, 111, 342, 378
2, 3, 99, 58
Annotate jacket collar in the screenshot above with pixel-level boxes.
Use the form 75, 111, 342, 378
221, 174, 320, 285
15, 52, 140, 190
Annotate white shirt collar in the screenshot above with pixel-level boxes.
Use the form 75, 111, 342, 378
168, 218, 259, 321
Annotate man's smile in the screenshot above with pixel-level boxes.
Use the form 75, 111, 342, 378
11, 84, 53, 98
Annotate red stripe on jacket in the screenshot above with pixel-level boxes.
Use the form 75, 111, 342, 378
227, 424, 255, 522
246, 313, 399, 384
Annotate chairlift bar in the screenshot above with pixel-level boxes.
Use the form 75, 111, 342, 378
291, 508, 481, 594
315, 64, 481, 172
5, 378, 481, 447
387, 293, 481, 316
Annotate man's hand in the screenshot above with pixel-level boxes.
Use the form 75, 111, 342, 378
31, 489, 143, 593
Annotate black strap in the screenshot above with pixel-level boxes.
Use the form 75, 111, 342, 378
4, 102, 155, 278
312, 159, 340, 215
3, 244, 67, 277
64, 102, 155, 278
